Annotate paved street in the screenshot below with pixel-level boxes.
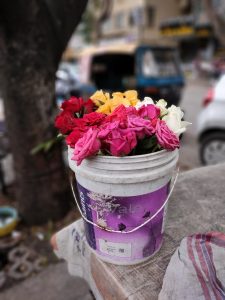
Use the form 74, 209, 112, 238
178, 78, 210, 171
1, 263, 93, 300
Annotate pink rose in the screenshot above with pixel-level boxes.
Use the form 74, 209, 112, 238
98, 121, 120, 139
127, 115, 155, 139
101, 128, 137, 156
125, 106, 139, 116
72, 128, 101, 165
155, 120, 180, 150
138, 104, 160, 120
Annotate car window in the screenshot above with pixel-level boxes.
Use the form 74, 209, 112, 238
140, 48, 180, 77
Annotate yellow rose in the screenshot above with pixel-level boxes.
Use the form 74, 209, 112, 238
124, 90, 139, 106
112, 92, 124, 99
111, 91, 137, 111
124, 90, 138, 100
90, 90, 110, 107
110, 97, 130, 112
129, 98, 138, 106
92, 89, 140, 113
96, 102, 111, 114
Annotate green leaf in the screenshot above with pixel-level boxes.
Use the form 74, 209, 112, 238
30, 142, 48, 155
30, 135, 65, 155
44, 140, 55, 152
56, 133, 65, 140
141, 136, 158, 150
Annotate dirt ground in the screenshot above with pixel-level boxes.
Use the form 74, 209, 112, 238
0, 188, 79, 291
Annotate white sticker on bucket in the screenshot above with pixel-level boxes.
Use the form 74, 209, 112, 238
99, 239, 131, 257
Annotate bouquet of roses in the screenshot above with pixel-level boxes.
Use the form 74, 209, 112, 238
55, 90, 190, 165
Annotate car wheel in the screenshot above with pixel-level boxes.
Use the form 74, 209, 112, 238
200, 132, 225, 165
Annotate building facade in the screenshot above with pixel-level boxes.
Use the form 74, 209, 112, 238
100, 0, 217, 62
101, 0, 181, 43
160, 0, 216, 61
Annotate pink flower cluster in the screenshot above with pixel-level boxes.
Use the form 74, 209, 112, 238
69, 104, 179, 165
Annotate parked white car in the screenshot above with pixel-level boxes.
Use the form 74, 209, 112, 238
198, 75, 225, 165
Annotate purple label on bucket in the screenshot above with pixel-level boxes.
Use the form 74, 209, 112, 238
75, 182, 170, 263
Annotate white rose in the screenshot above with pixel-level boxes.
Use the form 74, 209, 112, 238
135, 97, 154, 109
162, 105, 191, 136
156, 99, 168, 117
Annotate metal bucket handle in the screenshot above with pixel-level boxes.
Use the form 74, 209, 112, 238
70, 167, 179, 234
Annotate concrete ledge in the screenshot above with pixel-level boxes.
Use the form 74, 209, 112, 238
49, 163, 225, 300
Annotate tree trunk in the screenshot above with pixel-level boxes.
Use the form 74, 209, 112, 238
5, 54, 71, 225
0, 0, 88, 224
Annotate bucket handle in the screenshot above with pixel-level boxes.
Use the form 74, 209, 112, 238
70, 167, 179, 234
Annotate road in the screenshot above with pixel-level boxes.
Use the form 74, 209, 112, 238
178, 78, 210, 171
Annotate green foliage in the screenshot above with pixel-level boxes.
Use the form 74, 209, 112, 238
133, 136, 161, 155
30, 134, 65, 155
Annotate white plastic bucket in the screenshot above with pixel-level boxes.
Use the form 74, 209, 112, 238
68, 147, 179, 265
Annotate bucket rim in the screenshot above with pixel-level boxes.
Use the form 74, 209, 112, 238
68, 147, 177, 163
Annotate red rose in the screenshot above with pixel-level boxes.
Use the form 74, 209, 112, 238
66, 128, 86, 148
72, 118, 87, 129
83, 99, 95, 114
83, 112, 106, 126
61, 96, 84, 113
105, 105, 128, 128
65, 118, 88, 147
54, 111, 77, 134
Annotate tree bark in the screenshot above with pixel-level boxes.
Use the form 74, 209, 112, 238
0, 0, 88, 224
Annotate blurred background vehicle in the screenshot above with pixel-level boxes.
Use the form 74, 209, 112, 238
77, 43, 185, 106
194, 57, 225, 79
213, 57, 225, 78
55, 61, 96, 106
198, 74, 225, 165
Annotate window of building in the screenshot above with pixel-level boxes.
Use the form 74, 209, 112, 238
194, 0, 204, 14
146, 5, 155, 27
129, 7, 145, 27
102, 19, 113, 33
179, 0, 192, 14
129, 12, 134, 27
115, 12, 125, 29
